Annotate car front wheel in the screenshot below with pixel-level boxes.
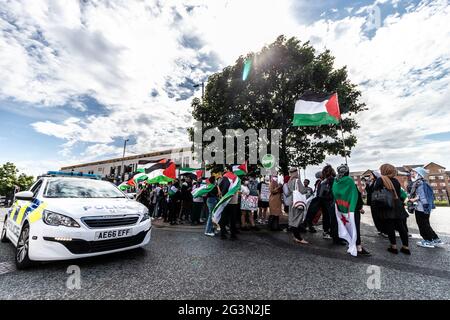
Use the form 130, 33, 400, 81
15, 223, 33, 269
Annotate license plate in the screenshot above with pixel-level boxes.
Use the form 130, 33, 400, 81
94, 229, 132, 241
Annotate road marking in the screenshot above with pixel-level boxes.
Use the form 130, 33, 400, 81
0, 262, 16, 275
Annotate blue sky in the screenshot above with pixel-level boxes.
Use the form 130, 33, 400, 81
0, 0, 449, 177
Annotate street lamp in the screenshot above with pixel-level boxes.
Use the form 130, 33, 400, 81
193, 82, 204, 101
121, 139, 129, 182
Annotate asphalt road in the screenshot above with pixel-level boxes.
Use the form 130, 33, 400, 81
0, 207, 449, 300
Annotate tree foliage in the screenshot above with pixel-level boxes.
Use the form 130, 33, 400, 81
0, 162, 35, 196
190, 35, 366, 174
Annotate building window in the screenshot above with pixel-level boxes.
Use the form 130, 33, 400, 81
438, 176, 444, 180
430, 183, 437, 187
429, 176, 435, 180
440, 183, 446, 187
433, 190, 438, 194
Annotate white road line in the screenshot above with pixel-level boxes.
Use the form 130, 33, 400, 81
0, 262, 16, 275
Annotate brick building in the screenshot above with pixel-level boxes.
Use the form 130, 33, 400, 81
350, 162, 450, 204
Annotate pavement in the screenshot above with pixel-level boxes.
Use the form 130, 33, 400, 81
0, 206, 449, 300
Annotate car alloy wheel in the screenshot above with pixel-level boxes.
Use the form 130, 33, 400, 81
15, 224, 33, 269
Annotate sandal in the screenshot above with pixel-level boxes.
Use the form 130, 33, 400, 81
293, 238, 309, 245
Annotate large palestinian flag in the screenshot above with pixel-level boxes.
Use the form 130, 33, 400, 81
293, 92, 341, 126
146, 160, 176, 184
232, 162, 247, 176
331, 175, 359, 256
212, 172, 241, 224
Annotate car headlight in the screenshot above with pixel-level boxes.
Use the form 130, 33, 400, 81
140, 208, 150, 222
43, 210, 80, 228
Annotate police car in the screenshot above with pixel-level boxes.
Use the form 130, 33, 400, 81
0, 172, 152, 269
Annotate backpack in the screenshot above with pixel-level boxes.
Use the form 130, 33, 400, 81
422, 181, 436, 214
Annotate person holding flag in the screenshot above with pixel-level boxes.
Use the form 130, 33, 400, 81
213, 166, 241, 240
203, 176, 221, 237
332, 164, 371, 257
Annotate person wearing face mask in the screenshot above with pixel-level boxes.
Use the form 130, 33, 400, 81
409, 167, 443, 248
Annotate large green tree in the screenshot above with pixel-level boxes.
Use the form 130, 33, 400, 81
0, 162, 34, 196
190, 35, 366, 175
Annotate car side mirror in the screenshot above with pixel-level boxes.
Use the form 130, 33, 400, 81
15, 191, 34, 201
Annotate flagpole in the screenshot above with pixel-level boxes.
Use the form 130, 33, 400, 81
339, 121, 348, 165
336, 93, 348, 165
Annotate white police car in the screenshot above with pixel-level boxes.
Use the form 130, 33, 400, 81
0, 172, 151, 269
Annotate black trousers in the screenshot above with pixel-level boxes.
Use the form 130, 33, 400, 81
219, 204, 238, 236
355, 210, 361, 246
370, 205, 385, 233
268, 216, 280, 231
304, 197, 320, 227
384, 218, 409, 246
169, 202, 181, 223
415, 210, 438, 241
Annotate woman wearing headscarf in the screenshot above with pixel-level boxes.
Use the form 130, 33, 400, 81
374, 164, 410, 255
268, 176, 283, 231
287, 167, 308, 244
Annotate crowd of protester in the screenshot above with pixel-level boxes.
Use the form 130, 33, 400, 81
133, 163, 444, 257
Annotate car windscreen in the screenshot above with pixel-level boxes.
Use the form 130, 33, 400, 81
44, 179, 126, 198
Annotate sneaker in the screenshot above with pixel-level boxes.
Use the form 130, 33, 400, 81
205, 232, 215, 237
417, 240, 435, 248
323, 232, 332, 240
432, 239, 445, 246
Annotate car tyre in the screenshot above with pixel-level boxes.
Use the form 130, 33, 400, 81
1, 216, 9, 243
15, 223, 33, 269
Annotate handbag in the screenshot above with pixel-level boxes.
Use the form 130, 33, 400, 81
293, 179, 307, 211
372, 188, 394, 209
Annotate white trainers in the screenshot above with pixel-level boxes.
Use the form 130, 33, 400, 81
323, 232, 332, 240
205, 232, 215, 237
417, 240, 435, 248
432, 239, 445, 247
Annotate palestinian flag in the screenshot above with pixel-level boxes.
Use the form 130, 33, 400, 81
145, 160, 176, 183
168, 185, 178, 197
180, 167, 204, 173
331, 175, 359, 256
192, 182, 215, 198
133, 172, 148, 183
138, 159, 172, 174
118, 182, 131, 191
293, 92, 341, 126
212, 172, 241, 224
232, 162, 247, 176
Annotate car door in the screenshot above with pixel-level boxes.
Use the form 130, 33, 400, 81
8, 179, 43, 245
